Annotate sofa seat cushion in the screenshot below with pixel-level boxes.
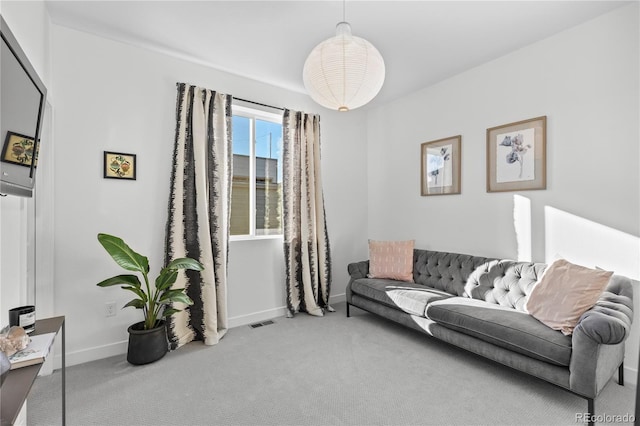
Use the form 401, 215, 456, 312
351, 278, 452, 317
426, 298, 572, 366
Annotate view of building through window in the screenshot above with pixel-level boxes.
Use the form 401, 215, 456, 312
230, 106, 283, 237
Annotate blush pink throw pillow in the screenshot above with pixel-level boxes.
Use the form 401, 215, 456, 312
525, 258, 612, 335
368, 240, 414, 282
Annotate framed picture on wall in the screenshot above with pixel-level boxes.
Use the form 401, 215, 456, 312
103, 151, 136, 180
487, 116, 546, 192
420, 135, 461, 196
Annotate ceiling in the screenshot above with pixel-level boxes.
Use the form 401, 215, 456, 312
45, 1, 629, 109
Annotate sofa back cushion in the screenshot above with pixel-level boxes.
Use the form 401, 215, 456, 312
413, 250, 494, 296
464, 259, 547, 312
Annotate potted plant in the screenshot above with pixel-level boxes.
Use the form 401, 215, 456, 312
96, 233, 203, 365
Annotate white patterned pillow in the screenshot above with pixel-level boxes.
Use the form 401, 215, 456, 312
525, 258, 612, 335
368, 240, 414, 282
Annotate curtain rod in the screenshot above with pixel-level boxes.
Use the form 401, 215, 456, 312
174, 85, 285, 112
233, 97, 285, 112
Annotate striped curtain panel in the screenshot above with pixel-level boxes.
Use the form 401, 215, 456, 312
165, 83, 232, 348
282, 110, 333, 317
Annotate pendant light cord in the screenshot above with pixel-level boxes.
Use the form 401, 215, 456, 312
343, 0, 346, 22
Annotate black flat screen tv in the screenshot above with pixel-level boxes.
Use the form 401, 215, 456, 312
0, 15, 48, 198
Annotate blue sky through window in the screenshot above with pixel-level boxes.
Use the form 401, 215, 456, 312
232, 115, 282, 159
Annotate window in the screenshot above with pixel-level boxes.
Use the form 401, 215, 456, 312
230, 104, 283, 238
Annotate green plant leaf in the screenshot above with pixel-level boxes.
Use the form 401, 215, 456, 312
162, 308, 181, 317
159, 288, 188, 302
171, 293, 193, 305
97, 274, 140, 287
166, 257, 204, 271
97, 233, 149, 274
121, 285, 148, 302
123, 299, 145, 309
159, 289, 193, 305
155, 269, 178, 291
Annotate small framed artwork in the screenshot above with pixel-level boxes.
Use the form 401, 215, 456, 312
487, 116, 546, 192
103, 151, 136, 180
1, 131, 38, 167
420, 135, 461, 196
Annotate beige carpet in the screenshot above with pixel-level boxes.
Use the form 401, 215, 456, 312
28, 302, 636, 425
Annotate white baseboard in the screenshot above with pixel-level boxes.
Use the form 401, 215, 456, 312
329, 293, 346, 305
227, 306, 289, 328
624, 365, 638, 386
227, 293, 346, 328
53, 294, 347, 368
54, 340, 128, 369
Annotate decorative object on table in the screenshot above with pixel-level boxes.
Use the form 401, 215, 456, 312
103, 151, 136, 180
421, 135, 462, 196
7, 332, 56, 370
302, 0, 385, 111
95, 233, 203, 365
8, 305, 36, 333
1, 131, 38, 167
486, 116, 546, 192
0, 325, 30, 356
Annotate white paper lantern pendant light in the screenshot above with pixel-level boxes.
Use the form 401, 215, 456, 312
303, 2, 385, 112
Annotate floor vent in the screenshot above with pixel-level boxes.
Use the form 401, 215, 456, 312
249, 320, 275, 329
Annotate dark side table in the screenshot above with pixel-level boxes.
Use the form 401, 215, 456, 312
0, 316, 65, 425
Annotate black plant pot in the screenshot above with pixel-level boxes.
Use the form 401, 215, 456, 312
127, 321, 167, 365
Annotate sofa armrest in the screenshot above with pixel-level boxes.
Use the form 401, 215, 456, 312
569, 275, 633, 398
574, 276, 634, 345
347, 260, 370, 280
346, 260, 369, 305
574, 302, 633, 345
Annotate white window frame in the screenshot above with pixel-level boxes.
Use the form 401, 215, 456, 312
230, 102, 283, 241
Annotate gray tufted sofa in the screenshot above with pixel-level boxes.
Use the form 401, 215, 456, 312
346, 249, 634, 425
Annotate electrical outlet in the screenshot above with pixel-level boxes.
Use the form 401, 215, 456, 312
105, 302, 117, 317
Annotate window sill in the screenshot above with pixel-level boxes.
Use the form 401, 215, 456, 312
230, 234, 283, 242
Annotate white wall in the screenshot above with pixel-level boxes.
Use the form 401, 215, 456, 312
50, 25, 368, 365
0, 1, 51, 85
367, 4, 639, 379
